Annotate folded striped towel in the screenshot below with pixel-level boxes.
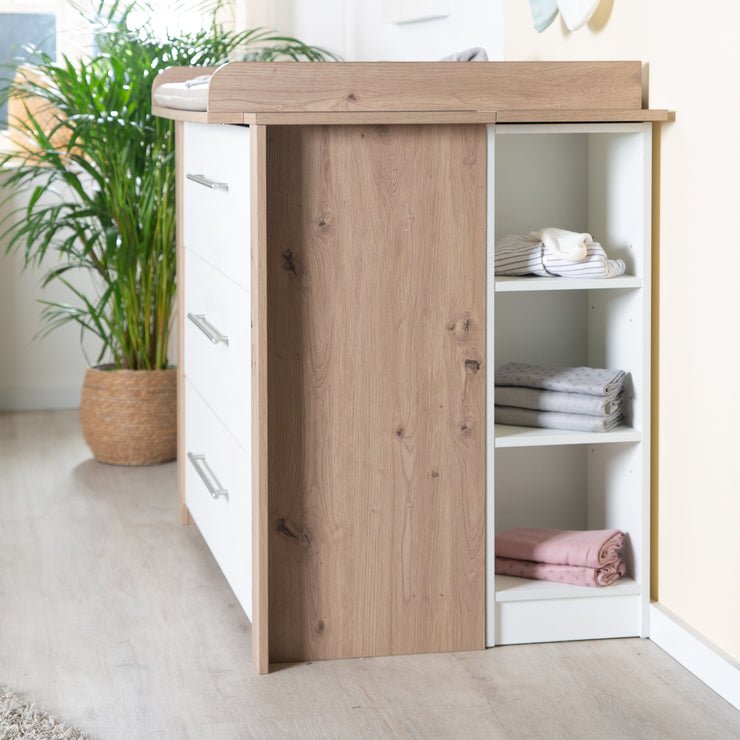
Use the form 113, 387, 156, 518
495, 231, 625, 279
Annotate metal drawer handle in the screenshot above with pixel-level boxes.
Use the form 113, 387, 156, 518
186, 173, 229, 192
187, 452, 229, 501
187, 313, 229, 346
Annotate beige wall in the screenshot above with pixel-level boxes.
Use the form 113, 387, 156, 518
504, 0, 740, 661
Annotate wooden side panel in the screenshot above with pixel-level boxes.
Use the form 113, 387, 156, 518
250, 125, 270, 675
175, 120, 192, 526
210, 61, 643, 115
266, 124, 487, 662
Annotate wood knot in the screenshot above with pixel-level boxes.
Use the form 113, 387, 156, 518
447, 317, 473, 342
465, 359, 481, 374
395, 426, 405, 438
347, 92, 357, 102
460, 419, 474, 434
431, 469, 440, 479
282, 249, 298, 276
316, 619, 325, 634
276, 518, 298, 541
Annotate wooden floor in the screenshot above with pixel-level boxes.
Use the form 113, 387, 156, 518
1, 409, 738, 740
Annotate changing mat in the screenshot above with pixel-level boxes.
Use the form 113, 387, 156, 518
153, 74, 211, 111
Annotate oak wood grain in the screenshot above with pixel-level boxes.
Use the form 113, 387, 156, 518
245, 111, 498, 125
210, 61, 643, 115
174, 120, 192, 526
496, 108, 673, 123
250, 124, 270, 675
265, 124, 487, 663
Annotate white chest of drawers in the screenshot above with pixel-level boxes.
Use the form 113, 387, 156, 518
180, 121, 252, 619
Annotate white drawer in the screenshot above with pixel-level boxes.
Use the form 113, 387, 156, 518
185, 379, 252, 618
182, 121, 250, 288
184, 248, 251, 447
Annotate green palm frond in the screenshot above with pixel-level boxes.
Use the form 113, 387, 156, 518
1, 0, 339, 369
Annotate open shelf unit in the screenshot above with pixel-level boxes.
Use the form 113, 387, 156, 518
486, 122, 652, 647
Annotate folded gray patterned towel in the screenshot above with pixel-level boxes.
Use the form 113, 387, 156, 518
494, 405, 623, 432
495, 362, 626, 397
439, 47, 489, 61
495, 386, 622, 417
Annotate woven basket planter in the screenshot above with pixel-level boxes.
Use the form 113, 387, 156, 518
79, 364, 177, 466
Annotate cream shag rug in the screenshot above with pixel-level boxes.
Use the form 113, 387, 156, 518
0, 685, 87, 740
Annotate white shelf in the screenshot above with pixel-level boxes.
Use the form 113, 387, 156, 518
487, 122, 652, 648
494, 575, 641, 603
494, 423, 640, 448
494, 275, 642, 292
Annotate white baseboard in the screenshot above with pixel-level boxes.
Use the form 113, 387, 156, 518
0, 386, 81, 411
650, 602, 740, 711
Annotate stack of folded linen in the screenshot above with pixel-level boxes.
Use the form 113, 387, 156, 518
495, 227, 626, 279
495, 527, 627, 587
495, 361, 625, 432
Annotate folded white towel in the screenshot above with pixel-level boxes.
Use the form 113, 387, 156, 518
184, 74, 212, 88
495, 386, 622, 417
528, 227, 591, 261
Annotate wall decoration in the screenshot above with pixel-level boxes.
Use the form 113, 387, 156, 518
528, 0, 600, 33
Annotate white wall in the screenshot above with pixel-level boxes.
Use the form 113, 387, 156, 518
269, 0, 348, 58
0, 178, 100, 410
0, 205, 82, 410
268, 0, 504, 61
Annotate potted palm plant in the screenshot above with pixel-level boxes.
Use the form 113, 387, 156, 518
1, 0, 337, 464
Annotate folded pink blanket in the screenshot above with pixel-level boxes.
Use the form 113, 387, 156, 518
495, 555, 626, 587
495, 527, 624, 569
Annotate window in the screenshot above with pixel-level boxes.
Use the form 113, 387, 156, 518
1, 1, 240, 133
1, 12, 57, 130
